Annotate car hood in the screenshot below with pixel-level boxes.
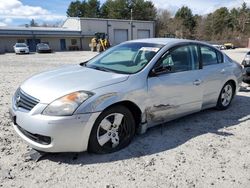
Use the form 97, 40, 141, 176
21, 65, 129, 103
15, 47, 28, 50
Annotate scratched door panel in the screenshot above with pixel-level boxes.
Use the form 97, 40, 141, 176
147, 69, 203, 126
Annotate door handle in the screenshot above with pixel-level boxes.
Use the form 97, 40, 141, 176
193, 79, 202, 86
220, 69, 225, 74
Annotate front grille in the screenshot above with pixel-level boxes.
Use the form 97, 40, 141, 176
15, 88, 39, 111
16, 124, 51, 145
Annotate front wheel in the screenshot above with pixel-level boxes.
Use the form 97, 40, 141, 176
88, 105, 135, 154
216, 82, 234, 110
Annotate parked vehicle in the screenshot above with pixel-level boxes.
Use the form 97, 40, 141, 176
242, 51, 250, 84
36, 43, 52, 53
212, 44, 226, 50
224, 43, 235, 49
13, 43, 29, 54
10, 38, 243, 154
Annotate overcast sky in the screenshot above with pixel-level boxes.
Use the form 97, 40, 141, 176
0, 0, 250, 26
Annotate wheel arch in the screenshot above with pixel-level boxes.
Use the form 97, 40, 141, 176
103, 100, 142, 130
87, 100, 142, 153
216, 79, 237, 110
224, 79, 237, 95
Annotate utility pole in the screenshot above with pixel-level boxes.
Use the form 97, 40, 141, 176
131, 8, 133, 21
130, 9, 133, 40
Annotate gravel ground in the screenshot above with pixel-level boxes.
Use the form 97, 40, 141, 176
0, 49, 250, 188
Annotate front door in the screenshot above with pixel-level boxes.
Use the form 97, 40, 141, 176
147, 44, 203, 126
60, 39, 66, 51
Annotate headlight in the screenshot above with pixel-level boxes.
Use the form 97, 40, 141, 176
42, 91, 93, 116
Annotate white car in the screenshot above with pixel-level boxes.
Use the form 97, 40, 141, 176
13, 43, 29, 54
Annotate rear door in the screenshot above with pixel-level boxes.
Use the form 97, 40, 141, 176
147, 44, 203, 126
199, 45, 227, 109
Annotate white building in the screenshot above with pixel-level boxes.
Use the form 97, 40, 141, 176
0, 17, 155, 53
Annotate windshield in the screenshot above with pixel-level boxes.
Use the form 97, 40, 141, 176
16, 43, 27, 47
85, 42, 163, 74
37, 43, 49, 47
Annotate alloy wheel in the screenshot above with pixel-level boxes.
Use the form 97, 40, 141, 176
221, 84, 233, 107
97, 113, 131, 149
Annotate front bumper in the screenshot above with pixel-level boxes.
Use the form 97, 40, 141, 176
16, 50, 29, 54
10, 104, 100, 152
243, 76, 250, 84
37, 49, 52, 53
243, 67, 250, 84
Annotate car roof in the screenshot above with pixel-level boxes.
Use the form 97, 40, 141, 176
126, 38, 210, 46
37, 43, 48, 45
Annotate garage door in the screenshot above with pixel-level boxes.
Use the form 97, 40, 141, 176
137, 29, 150, 39
114, 29, 128, 45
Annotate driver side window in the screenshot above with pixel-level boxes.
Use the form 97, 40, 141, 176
158, 45, 199, 73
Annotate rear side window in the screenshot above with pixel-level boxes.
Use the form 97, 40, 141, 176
201, 46, 223, 66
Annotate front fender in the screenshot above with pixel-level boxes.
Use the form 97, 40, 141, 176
75, 74, 147, 116
75, 92, 126, 114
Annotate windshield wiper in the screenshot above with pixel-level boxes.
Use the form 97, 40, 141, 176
88, 65, 114, 73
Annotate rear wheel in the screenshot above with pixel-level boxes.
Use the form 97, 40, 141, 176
88, 105, 135, 154
216, 82, 234, 110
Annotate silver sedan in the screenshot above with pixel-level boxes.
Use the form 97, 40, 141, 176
10, 38, 243, 153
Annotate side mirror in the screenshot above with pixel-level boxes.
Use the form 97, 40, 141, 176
149, 65, 172, 77
149, 68, 157, 77
79, 61, 88, 66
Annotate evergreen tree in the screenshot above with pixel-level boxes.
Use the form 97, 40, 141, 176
175, 6, 196, 38
67, 0, 100, 17
30, 19, 38, 27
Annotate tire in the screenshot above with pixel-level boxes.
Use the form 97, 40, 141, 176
96, 44, 102, 52
88, 105, 135, 154
216, 82, 235, 110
